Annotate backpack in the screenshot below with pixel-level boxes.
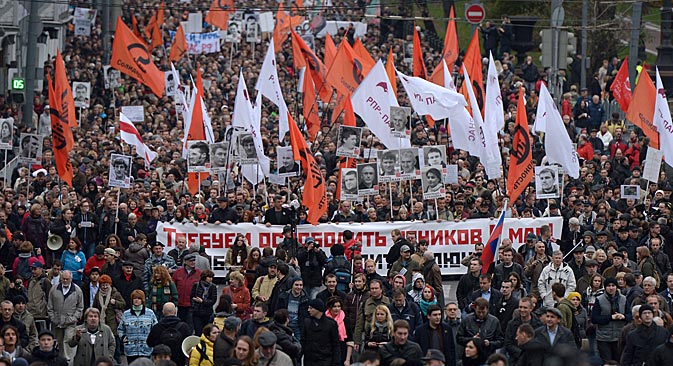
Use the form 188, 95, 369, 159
330, 256, 351, 292
160, 326, 183, 354
15, 257, 31, 281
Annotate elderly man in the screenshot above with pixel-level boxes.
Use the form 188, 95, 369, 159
256, 331, 293, 366
68, 308, 115, 366
47, 270, 84, 360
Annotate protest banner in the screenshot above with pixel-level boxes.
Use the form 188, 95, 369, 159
157, 217, 563, 276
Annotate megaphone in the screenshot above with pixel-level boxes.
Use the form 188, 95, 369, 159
181, 335, 201, 357
47, 233, 63, 251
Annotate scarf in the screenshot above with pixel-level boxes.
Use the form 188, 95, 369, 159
98, 289, 112, 323
326, 310, 347, 341
132, 305, 143, 316
420, 298, 437, 315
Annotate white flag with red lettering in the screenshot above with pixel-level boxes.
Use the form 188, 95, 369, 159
120, 112, 157, 169
396, 69, 466, 120
351, 60, 410, 149
256, 39, 290, 140
233, 70, 270, 181
443, 60, 456, 92
461, 65, 488, 164
654, 67, 672, 166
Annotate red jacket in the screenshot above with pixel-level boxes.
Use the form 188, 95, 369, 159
222, 285, 252, 320
84, 256, 106, 275
172, 267, 201, 307
577, 142, 594, 161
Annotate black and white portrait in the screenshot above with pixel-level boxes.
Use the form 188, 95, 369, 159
422, 146, 447, 169
234, 132, 258, 164
244, 12, 260, 43
377, 149, 400, 182
210, 142, 230, 172
277, 146, 299, 177
301, 34, 315, 51
336, 126, 362, 158
188, 140, 211, 172
226, 20, 242, 43
19, 134, 42, 163
621, 185, 641, 200
73, 82, 91, 109
103, 66, 121, 90
389, 106, 411, 138
340, 168, 358, 200
0, 118, 14, 150
165, 72, 177, 97
399, 148, 420, 179
357, 162, 378, 196
109, 153, 132, 188
421, 166, 445, 199
535, 166, 560, 199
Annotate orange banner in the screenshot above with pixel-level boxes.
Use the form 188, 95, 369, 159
169, 25, 187, 63
111, 17, 165, 97
324, 33, 337, 68
48, 50, 75, 186
626, 71, 659, 149
507, 87, 533, 204
205, 0, 235, 30
611, 58, 632, 113
291, 30, 331, 102
385, 48, 397, 97
460, 30, 484, 117
413, 27, 427, 78
303, 73, 321, 141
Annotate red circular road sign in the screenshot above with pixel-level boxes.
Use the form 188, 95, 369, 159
465, 4, 485, 24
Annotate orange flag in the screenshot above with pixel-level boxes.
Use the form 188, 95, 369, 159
430, 6, 458, 85
507, 87, 533, 204
291, 30, 331, 101
144, 3, 165, 51
131, 14, 143, 39
288, 112, 328, 224
169, 25, 188, 63
385, 48, 397, 96
111, 17, 165, 97
303, 73, 321, 141
413, 27, 427, 78
626, 71, 659, 149
187, 68, 210, 194
48, 51, 75, 187
273, 3, 304, 51
460, 30, 484, 116
326, 41, 364, 96
611, 58, 632, 113
205, 0, 235, 30
324, 33, 337, 68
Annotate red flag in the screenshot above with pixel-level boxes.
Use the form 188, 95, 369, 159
507, 87, 533, 204
460, 30, 484, 117
413, 27, 427, 78
291, 30, 331, 102
111, 17, 165, 97
626, 71, 659, 149
385, 48, 397, 97
430, 6, 458, 85
169, 25, 188, 63
611, 58, 633, 113
144, 3, 165, 51
288, 112, 328, 224
303, 72, 321, 141
205, 0, 235, 30
48, 50, 75, 186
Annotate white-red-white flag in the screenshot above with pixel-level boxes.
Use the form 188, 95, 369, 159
396, 69, 466, 120
351, 60, 410, 149
120, 112, 157, 169
654, 67, 672, 166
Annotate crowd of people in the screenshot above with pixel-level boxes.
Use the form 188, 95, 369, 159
0, 0, 670, 366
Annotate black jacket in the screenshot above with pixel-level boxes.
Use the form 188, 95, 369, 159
504, 315, 543, 362
385, 238, 412, 269
276, 290, 309, 327
516, 338, 547, 366
302, 315, 341, 366
269, 274, 294, 312
212, 332, 236, 366
208, 207, 239, 224
297, 248, 327, 288
269, 322, 302, 361
533, 325, 576, 354
379, 340, 423, 366
25, 347, 69, 366
412, 322, 456, 366
621, 323, 669, 366
648, 340, 673, 366
456, 273, 480, 310
112, 273, 144, 310
263, 207, 292, 226
468, 288, 504, 317
146, 315, 193, 366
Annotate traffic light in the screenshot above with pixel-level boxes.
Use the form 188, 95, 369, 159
10, 78, 25, 104
539, 29, 553, 68
539, 30, 576, 69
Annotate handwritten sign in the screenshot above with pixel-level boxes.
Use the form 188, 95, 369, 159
170, 31, 221, 55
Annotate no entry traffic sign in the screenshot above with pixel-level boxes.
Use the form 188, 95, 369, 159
465, 3, 485, 24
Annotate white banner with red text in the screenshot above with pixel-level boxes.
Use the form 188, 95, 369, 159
157, 217, 563, 277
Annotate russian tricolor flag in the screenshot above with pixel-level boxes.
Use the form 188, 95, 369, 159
480, 208, 507, 274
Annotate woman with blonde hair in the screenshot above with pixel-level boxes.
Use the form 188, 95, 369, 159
363, 304, 394, 352
218, 271, 251, 320
118, 289, 157, 364
146, 266, 178, 320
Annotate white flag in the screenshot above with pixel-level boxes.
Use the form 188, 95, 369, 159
534, 84, 580, 178
396, 69, 466, 120
119, 112, 157, 169
255, 39, 290, 140
446, 105, 482, 153
654, 67, 673, 166
351, 60, 410, 149
482, 52, 503, 178
461, 65, 489, 164
233, 70, 270, 179
442, 60, 456, 92
171, 63, 192, 159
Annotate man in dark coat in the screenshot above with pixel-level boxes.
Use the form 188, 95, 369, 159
112, 262, 143, 310
533, 307, 576, 355
515, 323, 546, 366
412, 304, 456, 366
621, 304, 669, 366
385, 229, 412, 270
213, 316, 240, 366
146, 303, 192, 366
208, 196, 239, 224
25, 330, 68, 366
301, 299, 340, 366
379, 319, 423, 366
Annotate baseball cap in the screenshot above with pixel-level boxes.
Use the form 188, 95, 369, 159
400, 245, 411, 253
421, 349, 445, 363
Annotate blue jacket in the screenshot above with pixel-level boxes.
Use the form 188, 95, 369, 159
118, 307, 158, 356
587, 102, 606, 129
388, 300, 422, 334
61, 250, 86, 282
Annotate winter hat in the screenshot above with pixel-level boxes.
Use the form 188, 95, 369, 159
639, 304, 654, 317
308, 298, 326, 313
395, 274, 408, 287
604, 277, 619, 287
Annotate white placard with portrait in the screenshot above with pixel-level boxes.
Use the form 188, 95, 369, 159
72, 82, 91, 109
109, 154, 132, 188
534, 166, 560, 199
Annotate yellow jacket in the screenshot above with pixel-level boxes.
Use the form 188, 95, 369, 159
251, 275, 278, 302
188, 334, 214, 366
